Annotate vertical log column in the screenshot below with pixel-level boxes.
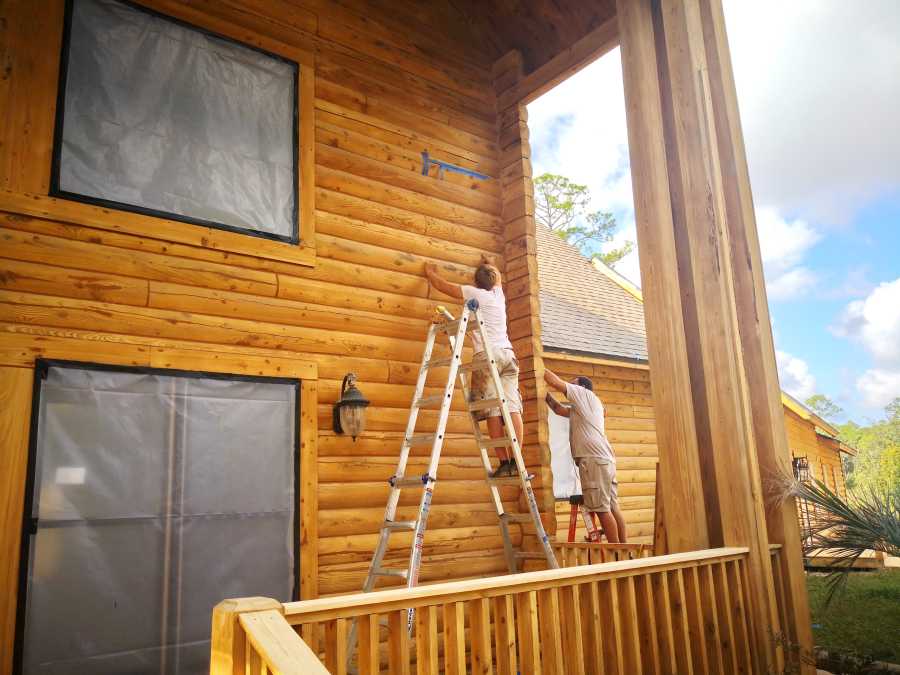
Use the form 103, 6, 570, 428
617, 0, 794, 670
492, 52, 557, 531
696, 0, 814, 669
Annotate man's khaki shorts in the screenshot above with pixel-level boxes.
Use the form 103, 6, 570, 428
469, 348, 522, 421
577, 457, 618, 513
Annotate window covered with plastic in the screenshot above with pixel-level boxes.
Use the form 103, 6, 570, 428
20, 364, 297, 675
54, 0, 298, 242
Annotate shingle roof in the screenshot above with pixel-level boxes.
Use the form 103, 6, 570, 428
536, 223, 648, 362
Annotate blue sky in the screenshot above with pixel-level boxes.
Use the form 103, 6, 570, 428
527, 0, 900, 423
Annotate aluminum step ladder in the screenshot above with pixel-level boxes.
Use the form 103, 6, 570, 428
346, 298, 558, 666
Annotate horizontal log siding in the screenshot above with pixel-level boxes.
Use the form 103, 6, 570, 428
0, 0, 511, 631
783, 409, 848, 498
544, 357, 658, 545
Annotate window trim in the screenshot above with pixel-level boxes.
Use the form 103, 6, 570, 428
39, 0, 316, 267
14, 358, 304, 675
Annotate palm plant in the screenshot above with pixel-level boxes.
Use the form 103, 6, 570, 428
780, 476, 900, 605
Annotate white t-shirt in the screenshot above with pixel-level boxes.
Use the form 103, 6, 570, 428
461, 285, 513, 353
565, 382, 615, 464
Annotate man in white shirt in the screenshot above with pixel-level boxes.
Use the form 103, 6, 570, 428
544, 368, 627, 543
425, 257, 523, 477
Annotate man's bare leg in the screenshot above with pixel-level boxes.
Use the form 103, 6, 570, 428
611, 504, 627, 543
597, 511, 620, 543
486, 416, 509, 464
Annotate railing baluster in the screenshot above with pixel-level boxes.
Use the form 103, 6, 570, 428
388, 610, 411, 675
697, 563, 725, 674
713, 561, 739, 673
537, 588, 565, 675
443, 601, 466, 675
651, 572, 678, 675
515, 591, 542, 674
492, 595, 517, 675
325, 618, 348, 675
579, 582, 605, 675
634, 573, 661, 675
357, 613, 380, 675
415, 605, 439, 675
668, 569, 695, 675
469, 597, 494, 675
560, 585, 586, 675
598, 578, 624, 674
620, 576, 643, 674
728, 558, 754, 673
682, 566, 710, 674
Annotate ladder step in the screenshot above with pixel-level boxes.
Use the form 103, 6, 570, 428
390, 476, 432, 488
416, 393, 449, 408
383, 520, 417, 531
458, 357, 490, 374
375, 568, 409, 579
500, 513, 534, 523
405, 434, 438, 447
468, 398, 502, 412
475, 436, 512, 448
423, 355, 457, 370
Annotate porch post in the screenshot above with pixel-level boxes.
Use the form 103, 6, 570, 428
696, 0, 815, 668
617, 0, 793, 670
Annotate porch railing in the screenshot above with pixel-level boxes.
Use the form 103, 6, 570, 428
211, 547, 755, 674
553, 541, 651, 567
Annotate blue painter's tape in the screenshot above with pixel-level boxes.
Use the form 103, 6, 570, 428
421, 150, 490, 181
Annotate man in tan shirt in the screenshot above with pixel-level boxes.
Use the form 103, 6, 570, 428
545, 368, 627, 543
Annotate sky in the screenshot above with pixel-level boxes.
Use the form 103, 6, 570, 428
526, 0, 900, 424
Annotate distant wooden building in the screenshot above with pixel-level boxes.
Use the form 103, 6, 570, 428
0, 0, 821, 672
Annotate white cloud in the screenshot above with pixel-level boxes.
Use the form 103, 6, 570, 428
831, 278, 900, 408
724, 0, 900, 225
766, 267, 818, 301
755, 207, 820, 273
776, 349, 817, 400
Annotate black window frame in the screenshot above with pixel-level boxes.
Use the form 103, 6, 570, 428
50, 0, 301, 245
13, 358, 302, 675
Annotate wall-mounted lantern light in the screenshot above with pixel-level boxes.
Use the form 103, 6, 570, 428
332, 373, 370, 440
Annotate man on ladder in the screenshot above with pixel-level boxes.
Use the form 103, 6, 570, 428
425, 256, 523, 478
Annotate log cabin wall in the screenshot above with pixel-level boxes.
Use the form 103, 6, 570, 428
0, 1, 530, 659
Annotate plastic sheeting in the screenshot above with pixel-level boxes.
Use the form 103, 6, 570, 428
548, 409, 581, 499
57, 0, 297, 240
22, 366, 297, 675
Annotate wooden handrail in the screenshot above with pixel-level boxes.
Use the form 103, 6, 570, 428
239, 610, 329, 675
282, 547, 748, 624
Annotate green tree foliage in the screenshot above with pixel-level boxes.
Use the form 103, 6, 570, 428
839, 397, 900, 494
805, 393, 843, 421
533, 173, 634, 268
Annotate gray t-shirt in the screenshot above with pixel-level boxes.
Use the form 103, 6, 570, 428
565, 382, 615, 463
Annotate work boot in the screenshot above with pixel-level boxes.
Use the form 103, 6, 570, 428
489, 459, 512, 478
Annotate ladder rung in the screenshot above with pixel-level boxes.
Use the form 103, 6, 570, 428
488, 475, 521, 485
390, 476, 432, 488
500, 513, 534, 523
468, 398, 502, 412
405, 434, 438, 447
475, 436, 512, 448
375, 568, 409, 579
458, 357, 490, 374
416, 393, 448, 407
383, 520, 417, 531
423, 355, 456, 369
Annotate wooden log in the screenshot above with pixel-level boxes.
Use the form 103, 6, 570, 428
0, 257, 149, 306
318, 480, 518, 510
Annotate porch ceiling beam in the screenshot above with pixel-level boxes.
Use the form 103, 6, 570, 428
496, 15, 620, 111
